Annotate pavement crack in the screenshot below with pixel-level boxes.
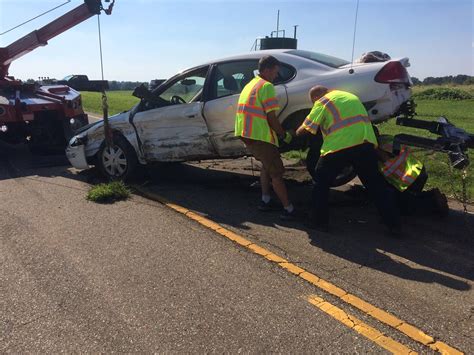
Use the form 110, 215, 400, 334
18, 311, 53, 328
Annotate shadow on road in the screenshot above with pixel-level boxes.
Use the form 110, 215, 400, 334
0, 142, 99, 184
143, 161, 473, 290
1, 144, 472, 290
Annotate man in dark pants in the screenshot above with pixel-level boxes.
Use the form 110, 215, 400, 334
376, 135, 448, 216
296, 86, 401, 235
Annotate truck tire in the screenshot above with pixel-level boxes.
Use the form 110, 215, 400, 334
306, 132, 356, 187
97, 135, 138, 181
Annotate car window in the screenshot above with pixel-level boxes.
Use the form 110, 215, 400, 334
209, 60, 258, 100
159, 67, 208, 103
209, 60, 295, 100
274, 63, 296, 84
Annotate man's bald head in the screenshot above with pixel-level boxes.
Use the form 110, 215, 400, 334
309, 86, 328, 103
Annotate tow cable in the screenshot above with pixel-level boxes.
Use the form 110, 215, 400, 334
447, 158, 472, 235
96, 6, 113, 148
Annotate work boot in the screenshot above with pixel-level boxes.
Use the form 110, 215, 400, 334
258, 199, 280, 212
279, 208, 298, 221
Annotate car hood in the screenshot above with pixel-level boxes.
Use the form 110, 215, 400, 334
76, 111, 130, 136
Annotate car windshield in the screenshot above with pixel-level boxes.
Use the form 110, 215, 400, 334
62, 75, 74, 80
287, 50, 350, 68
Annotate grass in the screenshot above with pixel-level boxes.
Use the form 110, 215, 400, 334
86, 181, 131, 203
81, 91, 139, 116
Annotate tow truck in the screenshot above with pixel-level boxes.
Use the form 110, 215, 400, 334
0, 0, 114, 153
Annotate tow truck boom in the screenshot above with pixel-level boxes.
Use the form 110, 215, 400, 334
0, 0, 114, 79
0, 0, 114, 152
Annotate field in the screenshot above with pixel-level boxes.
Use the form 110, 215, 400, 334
81, 87, 473, 202
81, 91, 138, 116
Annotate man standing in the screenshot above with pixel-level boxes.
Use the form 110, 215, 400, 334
296, 86, 401, 234
235, 55, 295, 220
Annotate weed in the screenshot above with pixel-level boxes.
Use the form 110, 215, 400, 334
86, 181, 130, 203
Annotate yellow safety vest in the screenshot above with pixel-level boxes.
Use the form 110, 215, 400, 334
235, 76, 280, 146
302, 90, 377, 156
378, 135, 423, 191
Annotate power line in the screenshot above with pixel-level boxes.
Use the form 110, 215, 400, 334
0, 0, 71, 36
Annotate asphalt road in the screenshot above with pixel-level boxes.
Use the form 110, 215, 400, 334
0, 144, 472, 353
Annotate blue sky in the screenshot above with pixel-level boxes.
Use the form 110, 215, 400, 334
0, 0, 472, 81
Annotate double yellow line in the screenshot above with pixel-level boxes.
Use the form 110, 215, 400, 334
134, 187, 463, 354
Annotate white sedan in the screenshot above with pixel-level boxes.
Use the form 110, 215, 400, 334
66, 49, 412, 183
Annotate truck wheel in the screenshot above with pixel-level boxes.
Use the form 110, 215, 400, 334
97, 135, 138, 181
306, 132, 356, 187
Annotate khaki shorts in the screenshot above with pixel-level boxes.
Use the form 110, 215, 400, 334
245, 140, 285, 178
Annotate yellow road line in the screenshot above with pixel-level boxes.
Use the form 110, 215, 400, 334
133, 186, 464, 355
307, 295, 417, 354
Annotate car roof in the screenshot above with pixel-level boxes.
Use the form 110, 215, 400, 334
202, 49, 295, 64
175, 49, 298, 75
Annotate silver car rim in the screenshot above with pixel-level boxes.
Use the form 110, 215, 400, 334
102, 145, 127, 177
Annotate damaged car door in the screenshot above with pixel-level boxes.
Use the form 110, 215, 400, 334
203, 60, 289, 157
133, 66, 216, 162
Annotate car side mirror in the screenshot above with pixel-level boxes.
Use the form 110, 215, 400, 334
133, 84, 152, 99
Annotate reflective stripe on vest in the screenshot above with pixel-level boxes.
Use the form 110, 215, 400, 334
393, 169, 416, 184
237, 104, 266, 119
262, 97, 279, 111
318, 96, 342, 122
325, 115, 371, 135
383, 149, 409, 177
303, 117, 319, 133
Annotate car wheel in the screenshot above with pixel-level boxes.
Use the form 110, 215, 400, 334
306, 133, 356, 187
97, 135, 138, 180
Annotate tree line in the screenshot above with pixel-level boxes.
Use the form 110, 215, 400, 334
411, 75, 473, 85
24, 78, 151, 90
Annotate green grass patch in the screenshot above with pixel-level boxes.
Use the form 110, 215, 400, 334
81, 91, 140, 116
282, 149, 308, 160
86, 181, 131, 203
412, 84, 474, 96
413, 88, 473, 100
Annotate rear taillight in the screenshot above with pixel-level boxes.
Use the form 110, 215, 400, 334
374, 62, 410, 84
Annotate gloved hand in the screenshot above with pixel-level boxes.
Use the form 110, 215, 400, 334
282, 130, 294, 144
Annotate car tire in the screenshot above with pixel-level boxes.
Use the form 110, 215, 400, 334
306, 132, 356, 187
97, 135, 138, 181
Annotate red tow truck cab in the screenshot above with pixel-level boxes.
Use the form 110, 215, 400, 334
0, 0, 114, 152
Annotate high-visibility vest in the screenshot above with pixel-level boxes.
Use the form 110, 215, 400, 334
302, 90, 377, 156
235, 76, 280, 146
377, 135, 423, 191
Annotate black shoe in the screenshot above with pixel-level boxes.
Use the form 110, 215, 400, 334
258, 199, 280, 212
279, 208, 298, 221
